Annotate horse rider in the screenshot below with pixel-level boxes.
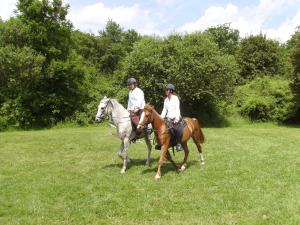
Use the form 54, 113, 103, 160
127, 77, 145, 139
156, 83, 182, 151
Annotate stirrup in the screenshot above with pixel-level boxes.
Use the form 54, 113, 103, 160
176, 143, 183, 151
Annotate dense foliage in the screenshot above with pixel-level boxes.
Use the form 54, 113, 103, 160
290, 27, 300, 121
205, 23, 240, 55
0, 0, 299, 130
236, 35, 285, 82
120, 33, 239, 124
232, 76, 295, 122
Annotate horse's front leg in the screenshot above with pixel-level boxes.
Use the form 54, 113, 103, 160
179, 142, 189, 172
120, 137, 130, 174
155, 144, 168, 180
118, 140, 124, 161
144, 134, 152, 166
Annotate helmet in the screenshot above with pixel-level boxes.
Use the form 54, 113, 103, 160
165, 83, 175, 91
127, 77, 137, 85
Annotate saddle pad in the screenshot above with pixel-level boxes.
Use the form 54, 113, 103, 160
164, 118, 186, 142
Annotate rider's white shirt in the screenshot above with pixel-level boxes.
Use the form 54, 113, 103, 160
127, 87, 145, 111
161, 95, 181, 121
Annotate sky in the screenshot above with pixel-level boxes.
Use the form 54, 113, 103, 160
1, 0, 300, 42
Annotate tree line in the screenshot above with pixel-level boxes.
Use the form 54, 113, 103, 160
0, 0, 299, 130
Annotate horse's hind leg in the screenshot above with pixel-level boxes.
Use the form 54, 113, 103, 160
179, 142, 189, 172
144, 134, 152, 166
192, 135, 205, 165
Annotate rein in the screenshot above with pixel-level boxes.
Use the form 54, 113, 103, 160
139, 114, 171, 136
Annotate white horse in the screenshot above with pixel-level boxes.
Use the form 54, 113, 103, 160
95, 96, 152, 173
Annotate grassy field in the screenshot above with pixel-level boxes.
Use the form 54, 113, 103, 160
0, 124, 299, 225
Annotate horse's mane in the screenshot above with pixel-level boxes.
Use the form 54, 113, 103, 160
144, 103, 151, 107
144, 104, 163, 121
110, 99, 129, 114
144, 103, 154, 111
110, 99, 125, 109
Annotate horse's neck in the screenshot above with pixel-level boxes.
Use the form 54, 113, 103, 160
109, 99, 130, 124
151, 109, 166, 130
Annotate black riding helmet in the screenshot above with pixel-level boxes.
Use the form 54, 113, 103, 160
165, 83, 175, 92
127, 77, 137, 85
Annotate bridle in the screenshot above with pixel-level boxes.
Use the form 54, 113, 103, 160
138, 108, 174, 137
96, 99, 112, 121
96, 98, 130, 123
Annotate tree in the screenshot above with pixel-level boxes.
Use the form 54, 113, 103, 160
286, 26, 300, 50
0, 0, 88, 128
96, 20, 141, 73
205, 23, 240, 55
0, 17, 32, 48
236, 34, 283, 82
290, 28, 300, 120
71, 30, 98, 62
16, 0, 72, 62
0, 46, 45, 128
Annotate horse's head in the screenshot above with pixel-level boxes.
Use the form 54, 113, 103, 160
137, 104, 154, 129
95, 96, 112, 123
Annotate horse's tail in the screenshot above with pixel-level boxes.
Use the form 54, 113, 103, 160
192, 118, 205, 143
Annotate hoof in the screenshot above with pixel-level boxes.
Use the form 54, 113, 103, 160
179, 165, 186, 172
145, 160, 151, 167
200, 161, 205, 165
120, 168, 126, 174
154, 174, 161, 181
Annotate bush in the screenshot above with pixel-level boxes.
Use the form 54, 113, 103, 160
233, 76, 296, 122
236, 35, 283, 82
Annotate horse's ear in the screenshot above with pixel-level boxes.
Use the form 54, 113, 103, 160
145, 103, 154, 110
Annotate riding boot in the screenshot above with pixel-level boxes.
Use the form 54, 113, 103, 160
155, 144, 161, 150
174, 124, 183, 151
154, 132, 161, 150
155, 137, 161, 150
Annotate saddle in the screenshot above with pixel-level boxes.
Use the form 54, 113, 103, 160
129, 110, 142, 130
164, 118, 186, 147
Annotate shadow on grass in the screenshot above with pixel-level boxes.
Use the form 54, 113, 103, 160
101, 157, 158, 170
101, 156, 202, 175
141, 159, 202, 176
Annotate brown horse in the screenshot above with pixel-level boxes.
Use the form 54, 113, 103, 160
137, 104, 205, 180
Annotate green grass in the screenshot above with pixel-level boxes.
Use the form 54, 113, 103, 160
0, 125, 299, 225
